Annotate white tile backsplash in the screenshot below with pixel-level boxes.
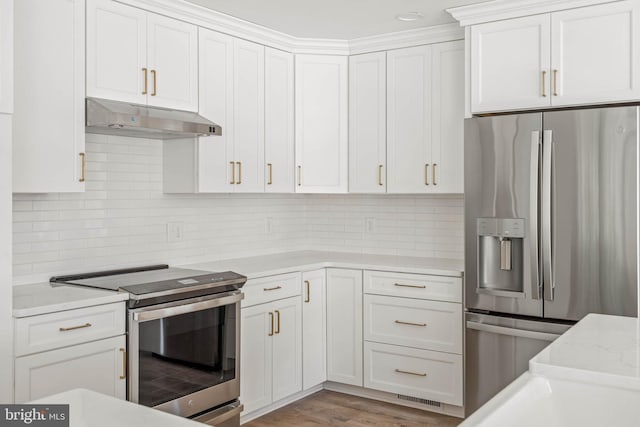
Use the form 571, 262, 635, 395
12, 135, 464, 284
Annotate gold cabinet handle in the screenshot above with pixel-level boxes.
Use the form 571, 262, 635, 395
268, 312, 274, 336
142, 68, 148, 95
378, 165, 383, 186
151, 69, 157, 96
395, 368, 427, 377
297, 165, 301, 186
230, 161, 236, 184
267, 163, 273, 185
395, 320, 427, 327
432, 163, 437, 186
304, 280, 310, 303
237, 162, 242, 184
394, 282, 426, 289
59, 322, 91, 332
425, 164, 429, 185
553, 69, 558, 96
263, 286, 282, 291
119, 348, 127, 379
275, 310, 281, 334
541, 70, 547, 97
79, 152, 86, 183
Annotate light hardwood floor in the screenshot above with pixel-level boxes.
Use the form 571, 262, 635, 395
243, 390, 462, 426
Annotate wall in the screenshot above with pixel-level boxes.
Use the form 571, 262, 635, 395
13, 134, 464, 285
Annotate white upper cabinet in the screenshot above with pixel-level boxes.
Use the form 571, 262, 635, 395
551, 0, 640, 106
430, 41, 465, 194
387, 45, 432, 194
13, 0, 85, 193
349, 52, 387, 194
265, 48, 295, 193
295, 55, 348, 193
471, 15, 551, 113
469, 1, 640, 113
87, 0, 198, 111
0, 0, 12, 114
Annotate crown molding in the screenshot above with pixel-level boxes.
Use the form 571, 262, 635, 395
348, 23, 464, 55
118, 0, 462, 55
446, 0, 622, 26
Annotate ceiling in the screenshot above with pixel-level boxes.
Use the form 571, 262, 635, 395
183, 0, 489, 40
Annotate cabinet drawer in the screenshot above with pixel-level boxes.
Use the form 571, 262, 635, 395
364, 295, 462, 354
14, 302, 126, 356
364, 342, 462, 406
242, 272, 301, 307
364, 270, 462, 302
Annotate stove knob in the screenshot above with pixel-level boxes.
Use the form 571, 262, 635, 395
188, 400, 194, 408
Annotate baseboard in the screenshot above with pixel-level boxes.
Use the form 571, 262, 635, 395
240, 382, 464, 423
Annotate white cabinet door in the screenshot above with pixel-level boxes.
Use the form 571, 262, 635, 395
551, 1, 640, 106
430, 41, 464, 194
295, 55, 348, 193
86, 0, 147, 104
301, 269, 327, 390
13, 0, 85, 193
146, 14, 198, 111
471, 14, 551, 113
272, 297, 302, 401
240, 303, 273, 414
0, 0, 12, 114
349, 52, 387, 193
233, 39, 265, 193
265, 48, 294, 193
326, 268, 363, 386
197, 28, 234, 193
14, 336, 126, 403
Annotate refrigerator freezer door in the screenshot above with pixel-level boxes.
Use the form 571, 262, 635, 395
543, 107, 638, 321
464, 312, 571, 416
465, 113, 544, 317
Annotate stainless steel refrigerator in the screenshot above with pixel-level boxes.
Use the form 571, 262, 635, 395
464, 106, 639, 415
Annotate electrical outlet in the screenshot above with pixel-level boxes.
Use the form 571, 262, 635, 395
265, 217, 273, 234
167, 222, 184, 242
365, 218, 376, 233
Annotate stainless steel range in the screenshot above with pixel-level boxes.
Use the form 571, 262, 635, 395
51, 265, 247, 427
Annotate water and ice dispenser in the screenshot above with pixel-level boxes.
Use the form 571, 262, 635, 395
476, 218, 525, 295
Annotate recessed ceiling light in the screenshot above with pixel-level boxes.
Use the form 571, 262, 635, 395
396, 12, 424, 22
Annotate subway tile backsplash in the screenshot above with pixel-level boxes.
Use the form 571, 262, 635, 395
12, 134, 463, 284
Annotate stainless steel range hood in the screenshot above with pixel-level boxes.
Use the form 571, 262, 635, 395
86, 98, 221, 140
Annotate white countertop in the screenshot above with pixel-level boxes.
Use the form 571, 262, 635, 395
13, 282, 128, 318
31, 389, 203, 427
181, 250, 464, 279
463, 314, 640, 426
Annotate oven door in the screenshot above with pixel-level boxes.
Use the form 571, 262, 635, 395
128, 291, 242, 418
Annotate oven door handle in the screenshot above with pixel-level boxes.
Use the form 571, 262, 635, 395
132, 292, 243, 322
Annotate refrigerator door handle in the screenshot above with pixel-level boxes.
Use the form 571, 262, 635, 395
530, 131, 542, 300
542, 129, 554, 301
466, 320, 562, 342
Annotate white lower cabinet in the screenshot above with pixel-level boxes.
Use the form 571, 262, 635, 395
302, 269, 327, 390
240, 292, 302, 414
326, 268, 363, 387
14, 335, 126, 402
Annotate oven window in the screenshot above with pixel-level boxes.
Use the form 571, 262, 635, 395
137, 303, 236, 407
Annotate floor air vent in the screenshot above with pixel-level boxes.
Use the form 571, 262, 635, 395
397, 394, 442, 408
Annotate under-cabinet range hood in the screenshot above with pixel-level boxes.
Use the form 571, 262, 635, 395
85, 97, 222, 140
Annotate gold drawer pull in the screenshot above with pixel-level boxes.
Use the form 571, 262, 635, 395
378, 165, 383, 186
268, 312, 274, 336
275, 310, 281, 334
230, 161, 236, 184
394, 283, 426, 289
432, 163, 437, 186
263, 286, 282, 291
395, 320, 427, 327
541, 70, 547, 97
267, 163, 273, 185
59, 322, 92, 332
119, 348, 126, 379
237, 161, 242, 184
297, 165, 302, 186
304, 280, 310, 303
142, 68, 148, 95
79, 152, 86, 183
424, 164, 429, 185
151, 69, 157, 96
553, 69, 558, 96
395, 368, 427, 377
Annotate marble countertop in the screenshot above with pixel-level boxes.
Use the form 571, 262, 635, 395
181, 250, 464, 279
13, 282, 128, 318
31, 389, 202, 427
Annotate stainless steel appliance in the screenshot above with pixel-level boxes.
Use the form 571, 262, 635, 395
51, 265, 246, 427
464, 106, 639, 414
